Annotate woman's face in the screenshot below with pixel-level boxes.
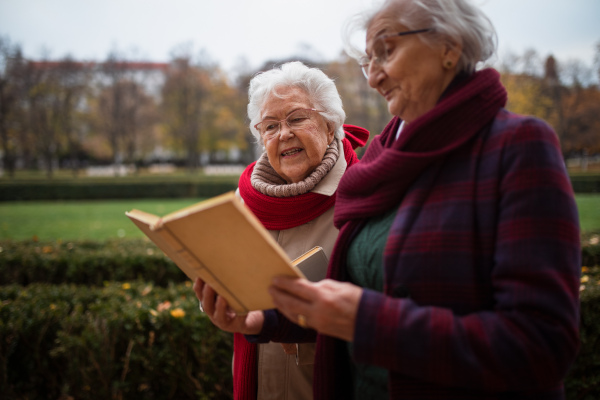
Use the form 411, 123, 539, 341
259, 86, 334, 184
365, 10, 461, 124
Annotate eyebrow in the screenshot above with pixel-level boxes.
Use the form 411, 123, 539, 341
261, 107, 305, 121
365, 27, 392, 54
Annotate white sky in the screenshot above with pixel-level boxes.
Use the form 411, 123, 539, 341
1, 0, 598, 78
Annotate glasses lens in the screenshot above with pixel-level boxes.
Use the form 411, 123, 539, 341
359, 56, 370, 78
258, 120, 280, 136
372, 37, 388, 65
286, 109, 314, 130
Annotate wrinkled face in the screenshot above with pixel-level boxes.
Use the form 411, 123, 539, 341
260, 86, 334, 184
365, 9, 460, 123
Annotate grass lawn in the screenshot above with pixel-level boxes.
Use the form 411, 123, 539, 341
576, 194, 600, 234
0, 198, 205, 241
0, 194, 598, 241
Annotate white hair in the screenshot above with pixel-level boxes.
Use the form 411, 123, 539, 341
343, 0, 497, 74
247, 61, 346, 141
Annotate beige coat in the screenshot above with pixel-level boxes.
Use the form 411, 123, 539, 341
238, 138, 346, 400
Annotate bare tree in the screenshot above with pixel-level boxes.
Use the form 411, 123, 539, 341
54, 57, 90, 176
95, 51, 160, 170
0, 37, 25, 177
162, 55, 209, 171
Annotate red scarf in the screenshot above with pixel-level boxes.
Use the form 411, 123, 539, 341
315, 69, 507, 399
233, 124, 369, 400
238, 125, 370, 230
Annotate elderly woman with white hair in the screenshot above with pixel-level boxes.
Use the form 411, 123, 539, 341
263, 1, 581, 399
193, 61, 369, 399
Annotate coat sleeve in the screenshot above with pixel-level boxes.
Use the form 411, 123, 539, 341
245, 309, 317, 344
351, 115, 581, 391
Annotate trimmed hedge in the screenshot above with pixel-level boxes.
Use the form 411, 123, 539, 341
0, 281, 233, 399
566, 265, 600, 400
1, 238, 597, 288
0, 239, 187, 287
0, 238, 599, 399
0, 173, 597, 202
0, 178, 239, 201
570, 174, 600, 193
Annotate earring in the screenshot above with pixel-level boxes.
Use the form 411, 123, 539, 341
445, 60, 453, 69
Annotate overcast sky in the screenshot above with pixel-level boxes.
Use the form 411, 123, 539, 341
1, 0, 598, 78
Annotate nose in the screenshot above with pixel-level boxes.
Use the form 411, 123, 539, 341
278, 122, 294, 140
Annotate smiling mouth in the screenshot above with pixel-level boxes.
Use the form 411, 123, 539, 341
281, 149, 303, 156
382, 88, 395, 98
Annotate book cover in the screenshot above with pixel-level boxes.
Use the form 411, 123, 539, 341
126, 191, 307, 315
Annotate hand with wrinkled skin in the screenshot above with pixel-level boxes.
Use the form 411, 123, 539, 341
193, 278, 264, 335
269, 276, 363, 342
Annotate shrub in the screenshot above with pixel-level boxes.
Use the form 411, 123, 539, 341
0, 239, 187, 287
570, 174, 600, 193
565, 266, 600, 400
0, 281, 233, 399
0, 179, 239, 201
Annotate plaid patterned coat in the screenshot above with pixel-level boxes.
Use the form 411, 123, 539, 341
317, 109, 581, 399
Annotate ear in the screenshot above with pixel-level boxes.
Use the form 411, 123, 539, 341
441, 37, 463, 69
326, 122, 336, 144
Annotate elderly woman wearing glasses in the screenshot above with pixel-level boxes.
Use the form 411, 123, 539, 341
263, 1, 581, 399
193, 61, 369, 400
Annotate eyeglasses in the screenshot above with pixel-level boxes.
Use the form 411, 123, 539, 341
360, 28, 432, 78
254, 108, 324, 139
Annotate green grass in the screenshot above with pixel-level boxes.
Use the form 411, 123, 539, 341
0, 194, 598, 241
576, 194, 600, 234
0, 198, 206, 241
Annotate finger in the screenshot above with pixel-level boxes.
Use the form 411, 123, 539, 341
193, 278, 205, 300
213, 295, 234, 323
270, 285, 312, 325
271, 276, 318, 302
201, 284, 218, 315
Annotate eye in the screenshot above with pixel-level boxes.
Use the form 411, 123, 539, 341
289, 116, 309, 124
264, 122, 278, 131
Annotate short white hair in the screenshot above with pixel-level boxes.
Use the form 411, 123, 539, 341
247, 61, 346, 141
343, 0, 497, 74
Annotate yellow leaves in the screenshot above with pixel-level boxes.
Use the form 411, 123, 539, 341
150, 301, 185, 318
170, 308, 185, 318
121, 283, 131, 290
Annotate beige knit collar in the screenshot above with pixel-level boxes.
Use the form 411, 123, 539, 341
251, 140, 340, 198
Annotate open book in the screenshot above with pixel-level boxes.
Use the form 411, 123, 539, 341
125, 192, 328, 315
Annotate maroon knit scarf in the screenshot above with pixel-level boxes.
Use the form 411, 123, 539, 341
233, 124, 369, 400
314, 69, 507, 399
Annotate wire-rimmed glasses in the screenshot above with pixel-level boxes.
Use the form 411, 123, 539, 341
360, 28, 432, 78
254, 108, 324, 140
